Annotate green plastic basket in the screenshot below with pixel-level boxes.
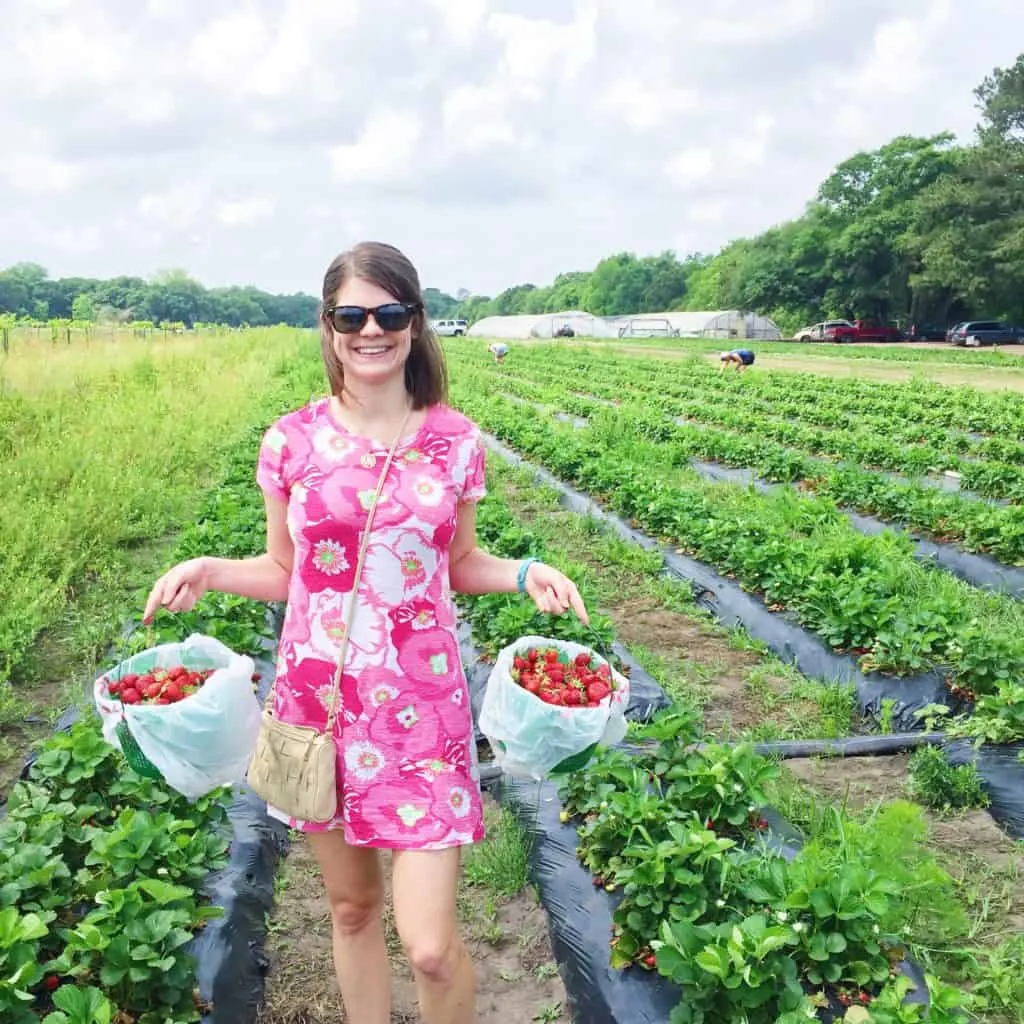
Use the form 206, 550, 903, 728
114, 718, 163, 780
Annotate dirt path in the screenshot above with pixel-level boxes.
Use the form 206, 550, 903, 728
257, 797, 567, 1024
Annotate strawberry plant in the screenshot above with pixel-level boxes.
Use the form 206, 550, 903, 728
41, 984, 116, 1024
653, 912, 809, 1024
741, 857, 900, 987
0, 907, 59, 1023
56, 878, 220, 1019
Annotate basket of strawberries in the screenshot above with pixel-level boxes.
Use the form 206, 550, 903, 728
478, 636, 631, 779
94, 633, 262, 799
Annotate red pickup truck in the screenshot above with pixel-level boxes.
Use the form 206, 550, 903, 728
794, 318, 905, 343
835, 318, 903, 342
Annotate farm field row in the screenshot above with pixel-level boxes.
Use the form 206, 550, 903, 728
474, 342, 1024, 443
445, 360, 1024, 740
456, 342, 1024, 565
567, 335, 1024, 368
497, 364, 1024, 485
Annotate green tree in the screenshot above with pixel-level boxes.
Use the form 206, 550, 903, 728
71, 294, 96, 321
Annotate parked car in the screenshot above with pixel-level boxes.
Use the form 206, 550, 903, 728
793, 319, 854, 342
949, 320, 1017, 346
905, 322, 948, 342
835, 318, 904, 343
432, 318, 469, 337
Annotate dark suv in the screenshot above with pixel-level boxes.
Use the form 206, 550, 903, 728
949, 320, 1017, 346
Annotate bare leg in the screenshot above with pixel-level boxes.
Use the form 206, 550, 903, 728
392, 847, 476, 1024
307, 831, 390, 1024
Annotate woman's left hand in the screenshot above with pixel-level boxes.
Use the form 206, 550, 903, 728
524, 562, 590, 625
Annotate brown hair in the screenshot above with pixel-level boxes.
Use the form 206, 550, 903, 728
319, 241, 448, 408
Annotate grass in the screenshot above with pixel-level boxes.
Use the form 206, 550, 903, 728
464, 805, 533, 898
0, 327, 317, 688
0, 326, 325, 791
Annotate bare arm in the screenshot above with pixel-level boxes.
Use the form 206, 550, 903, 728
142, 494, 293, 622
448, 501, 589, 622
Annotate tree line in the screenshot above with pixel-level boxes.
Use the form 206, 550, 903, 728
447, 55, 1024, 334
0, 265, 320, 328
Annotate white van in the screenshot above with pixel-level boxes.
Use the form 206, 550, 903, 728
432, 319, 468, 337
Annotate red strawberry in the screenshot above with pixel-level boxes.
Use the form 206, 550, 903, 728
121, 687, 141, 705
644, 954, 656, 968
43, 975, 59, 992
155, 697, 170, 705
107, 680, 122, 695
145, 682, 163, 700
587, 681, 611, 703
163, 682, 184, 703
545, 649, 559, 664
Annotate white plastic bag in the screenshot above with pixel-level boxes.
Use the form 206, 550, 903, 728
478, 635, 630, 780
94, 633, 261, 800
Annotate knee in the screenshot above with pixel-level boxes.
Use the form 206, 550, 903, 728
403, 931, 460, 983
327, 890, 382, 937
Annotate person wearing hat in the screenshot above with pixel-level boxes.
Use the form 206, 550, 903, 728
719, 348, 755, 372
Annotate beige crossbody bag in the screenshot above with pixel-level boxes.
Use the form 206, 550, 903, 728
247, 409, 412, 823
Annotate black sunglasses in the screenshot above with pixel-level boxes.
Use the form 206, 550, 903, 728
324, 302, 422, 334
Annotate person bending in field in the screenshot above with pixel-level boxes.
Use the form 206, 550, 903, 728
143, 241, 588, 1024
719, 348, 755, 372
488, 341, 509, 363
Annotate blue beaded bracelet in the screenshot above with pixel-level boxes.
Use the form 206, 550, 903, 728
517, 557, 539, 594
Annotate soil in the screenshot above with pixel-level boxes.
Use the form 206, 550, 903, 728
0, 678, 72, 802
257, 796, 567, 1024
608, 596, 818, 736
784, 753, 912, 807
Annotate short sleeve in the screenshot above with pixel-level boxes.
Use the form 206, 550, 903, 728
458, 428, 487, 504
256, 423, 292, 502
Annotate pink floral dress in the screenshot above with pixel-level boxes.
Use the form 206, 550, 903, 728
256, 398, 487, 848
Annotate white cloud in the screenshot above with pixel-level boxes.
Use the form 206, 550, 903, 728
1, 153, 81, 194
428, 0, 490, 46
0, 0, 1022, 298
216, 197, 275, 227
329, 110, 424, 185
137, 184, 211, 231
442, 83, 518, 152
665, 148, 716, 188
599, 78, 701, 131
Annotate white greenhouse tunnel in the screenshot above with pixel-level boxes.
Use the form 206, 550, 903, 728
464, 309, 781, 341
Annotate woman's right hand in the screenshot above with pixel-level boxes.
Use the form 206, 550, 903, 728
143, 557, 212, 624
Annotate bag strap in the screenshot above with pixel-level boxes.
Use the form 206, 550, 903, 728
264, 407, 413, 731
323, 408, 412, 731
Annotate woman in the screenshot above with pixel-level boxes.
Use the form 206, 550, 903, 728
719, 348, 755, 372
142, 241, 587, 1024
487, 341, 509, 363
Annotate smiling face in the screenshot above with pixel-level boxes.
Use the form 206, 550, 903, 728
327, 276, 414, 388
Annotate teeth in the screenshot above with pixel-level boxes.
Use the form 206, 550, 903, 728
356, 347, 388, 355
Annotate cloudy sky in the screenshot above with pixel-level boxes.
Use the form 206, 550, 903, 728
2, 0, 1022, 299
